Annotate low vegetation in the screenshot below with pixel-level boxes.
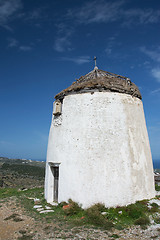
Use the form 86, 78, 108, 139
1, 163, 45, 178
0, 158, 45, 188
0, 186, 159, 231
155, 184, 160, 191
0, 158, 159, 236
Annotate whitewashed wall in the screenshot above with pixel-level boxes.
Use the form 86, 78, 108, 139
45, 92, 155, 208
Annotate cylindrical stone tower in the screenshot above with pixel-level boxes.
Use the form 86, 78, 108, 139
45, 66, 155, 208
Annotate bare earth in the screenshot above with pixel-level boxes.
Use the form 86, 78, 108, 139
0, 197, 160, 240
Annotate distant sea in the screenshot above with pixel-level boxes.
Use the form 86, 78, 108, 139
153, 160, 160, 169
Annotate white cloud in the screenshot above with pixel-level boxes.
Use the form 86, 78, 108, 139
151, 68, 160, 82
8, 38, 18, 47
66, 0, 160, 25
54, 1, 160, 53
25, 7, 48, 23
55, 23, 67, 35
105, 47, 112, 55
53, 27, 73, 52
0, 1, 45, 29
105, 36, 117, 55
140, 47, 160, 82
60, 56, 91, 65
0, 0, 22, 27
123, 8, 160, 26
54, 36, 71, 52
67, 0, 124, 24
7, 38, 32, 51
19, 45, 32, 51
54, 1, 123, 53
150, 88, 160, 94
140, 46, 160, 63
26, 9, 41, 20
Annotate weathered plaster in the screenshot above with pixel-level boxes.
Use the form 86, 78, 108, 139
45, 92, 155, 208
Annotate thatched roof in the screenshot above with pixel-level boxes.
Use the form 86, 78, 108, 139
55, 67, 142, 100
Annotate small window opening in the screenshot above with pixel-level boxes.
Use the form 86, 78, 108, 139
53, 100, 62, 116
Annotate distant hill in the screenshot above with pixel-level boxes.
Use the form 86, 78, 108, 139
0, 157, 45, 188
0, 157, 45, 167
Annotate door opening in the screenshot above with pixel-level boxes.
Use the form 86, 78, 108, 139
51, 166, 59, 202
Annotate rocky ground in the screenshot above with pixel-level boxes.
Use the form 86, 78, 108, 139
0, 193, 160, 240
0, 158, 160, 240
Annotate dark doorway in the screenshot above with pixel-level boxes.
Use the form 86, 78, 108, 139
51, 166, 59, 202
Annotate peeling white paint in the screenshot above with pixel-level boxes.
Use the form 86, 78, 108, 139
45, 92, 155, 208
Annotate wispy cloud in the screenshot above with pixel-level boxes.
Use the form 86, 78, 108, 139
151, 68, 160, 82
26, 9, 42, 20
8, 38, 18, 47
54, 1, 123, 53
19, 45, 32, 51
0, 0, 22, 28
7, 38, 32, 52
66, 0, 124, 24
53, 25, 73, 52
0, 0, 47, 30
140, 46, 160, 63
53, 1, 160, 53
140, 46, 160, 82
150, 88, 160, 94
54, 35, 71, 52
55, 23, 67, 35
105, 36, 117, 55
24, 7, 48, 25
67, 1, 124, 24
122, 8, 160, 26
54, 0, 160, 53
60, 56, 91, 65
66, 0, 160, 25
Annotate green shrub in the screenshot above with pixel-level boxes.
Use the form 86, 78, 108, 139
134, 216, 150, 226
124, 205, 142, 219
150, 202, 159, 208
123, 200, 149, 221
86, 204, 114, 230
58, 201, 68, 207
63, 199, 82, 216
115, 224, 124, 230
90, 203, 106, 212
155, 184, 160, 191
149, 202, 159, 213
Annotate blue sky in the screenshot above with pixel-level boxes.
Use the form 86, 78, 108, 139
0, 0, 160, 162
